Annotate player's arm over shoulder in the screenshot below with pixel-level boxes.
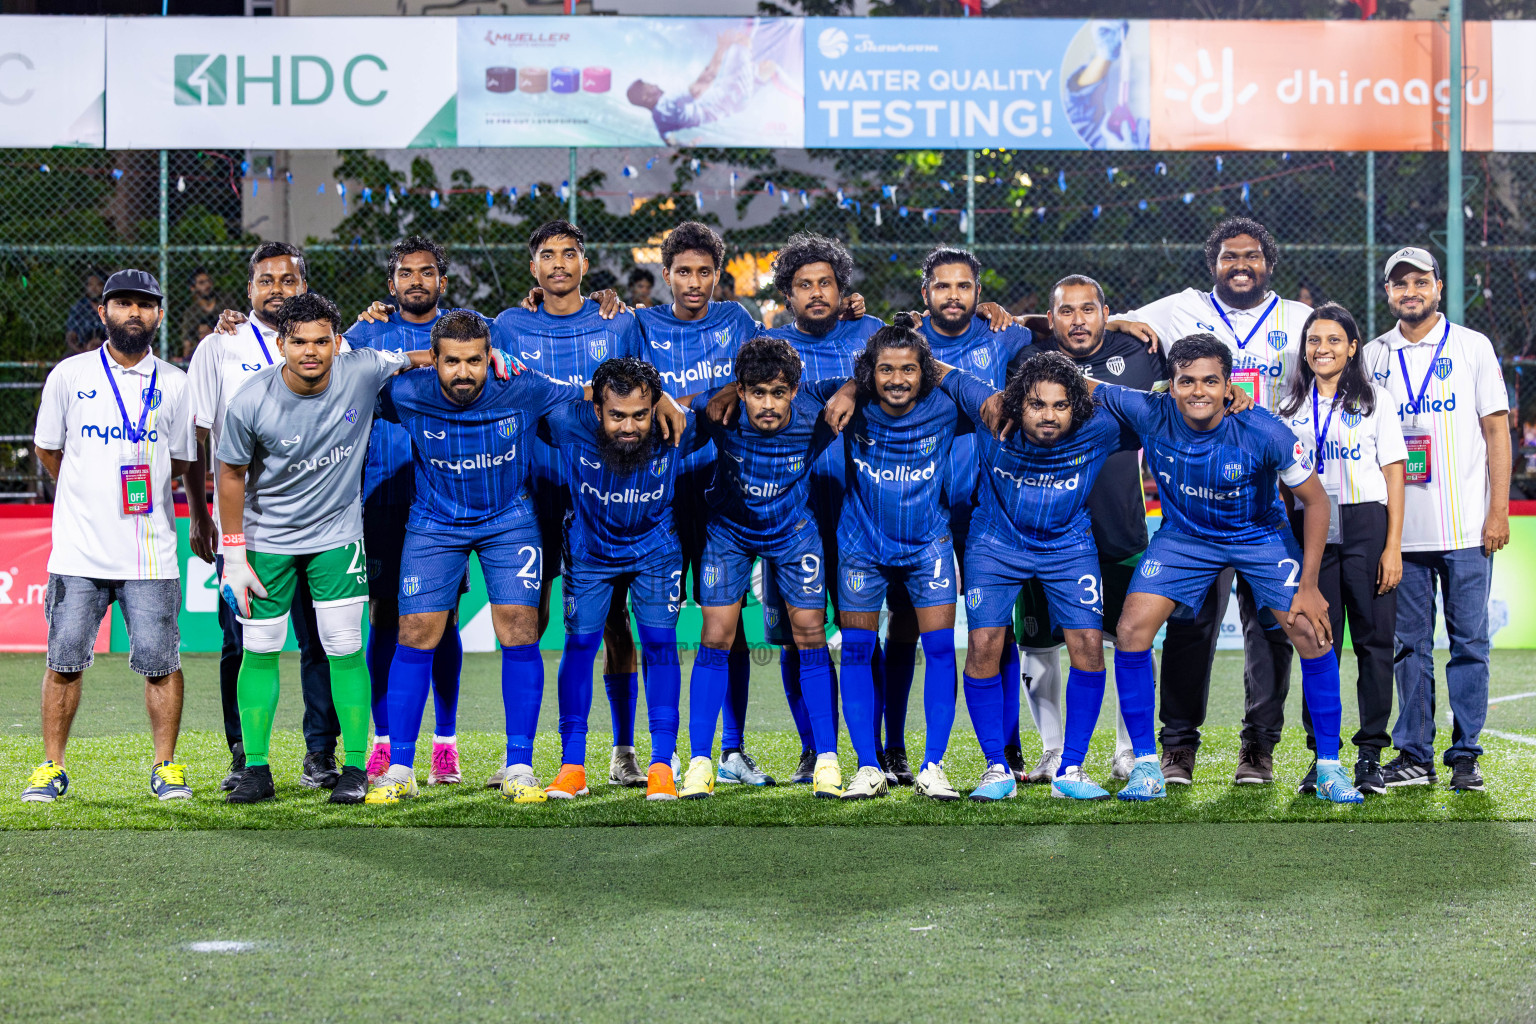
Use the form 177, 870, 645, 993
1257, 412, 1314, 487
937, 365, 995, 423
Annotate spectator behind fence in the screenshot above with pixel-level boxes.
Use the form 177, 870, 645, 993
627, 267, 656, 308
712, 270, 763, 322
1363, 246, 1512, 793
63, 270, 108, 356
179, 268, 232, 359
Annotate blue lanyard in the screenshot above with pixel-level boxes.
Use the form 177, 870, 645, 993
1208, 293, 1279, 351
1396, 318, 1451, 416
249, 321, 274, 365
99, 346, 157, 444
1311, 385, 1337, 470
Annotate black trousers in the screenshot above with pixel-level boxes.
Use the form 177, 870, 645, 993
215, 554, 340, 755
1157, 567, 1295, 752
1290, 502, 1398, 756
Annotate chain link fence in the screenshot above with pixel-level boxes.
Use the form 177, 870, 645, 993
5, 144, 1536, 496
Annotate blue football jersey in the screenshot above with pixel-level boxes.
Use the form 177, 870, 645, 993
943, 369, 1132, 552
378, 366, 581, 531
839, 386, 969, 563
689, 379, 844, 549
540, 399, 709, 569
1095, 383, 1312, 545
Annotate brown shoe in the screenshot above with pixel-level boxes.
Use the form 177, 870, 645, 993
1234, 743, 1274, 784
1160, 746, 1196, 785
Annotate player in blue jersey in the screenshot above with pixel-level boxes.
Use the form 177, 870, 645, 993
346, 236, 471, 787
1089, 333, 1364, 804
490, 221, 653, 789
940, 352, 1141, 801
680, 337, 849, 799
540, 358, 709, 802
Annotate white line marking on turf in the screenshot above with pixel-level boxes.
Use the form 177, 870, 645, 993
909, 926, 935, 932
1488, 691, 1536, 705
1485, 729, 1536, 747
186, 941, 256, 953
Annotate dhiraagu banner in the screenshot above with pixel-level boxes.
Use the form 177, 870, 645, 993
103, 17, 458, 149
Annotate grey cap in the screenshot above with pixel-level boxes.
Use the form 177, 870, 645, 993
1383, 246, 1441, 282
100, 268, 164, 302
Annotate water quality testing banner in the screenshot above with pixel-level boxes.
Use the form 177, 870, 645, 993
0, 16, 105, 148
457, 17, 805, 148
804, 18, 1150, 150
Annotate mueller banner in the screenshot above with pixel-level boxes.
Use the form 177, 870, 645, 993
104, 17, 459, 149
1149, 20, 1493, 151
0, 16, 105, 148
803, 17, 1151, 150
456, 16, 805, 147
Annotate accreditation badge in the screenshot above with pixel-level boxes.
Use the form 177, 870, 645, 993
120, 463, 152, 514
1231, 367, 1262, 404
1402, 429, 1432, 485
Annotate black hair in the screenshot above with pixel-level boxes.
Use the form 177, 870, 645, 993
1166, 333, 1233, 379
1203, 217, 1278, 274
429, 309, 490, 353
248, 241, 307, 284
627, 267, 656, 287
589, 268, 618, 293
188, 266, 211, 284
853, 312, 940, 402
1280, 302, 1376, 418
387, 235, 448, 279
274, 292, 342, 339
771, 231, 854, 297
1051, 274, 1106, 308
528, 219, 584, 258
920, 246, 981, 290
661, 221, 726, 271
735, 335, 802, 390
1001, 351, 1094, 438
592, 356, 662, 406
718, 270, 736, 291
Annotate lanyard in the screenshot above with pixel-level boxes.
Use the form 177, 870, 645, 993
1311, 384, 1338, 471
1396, 317, 1451, 417
1208, 293, 1279, 351
249, 321, 274, 365
99, 346, 157, 444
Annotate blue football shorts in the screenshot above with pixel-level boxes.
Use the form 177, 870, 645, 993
837, 534, 958, 614
700, 516, 826, 611
563, 546, 684, 634
962, 532, 1104, 632
399, 518, 544, 615
1130, 526, 1306, 615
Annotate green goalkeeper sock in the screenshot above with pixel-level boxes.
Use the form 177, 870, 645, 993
329, 650, 372, 771
236, 651, 281, 768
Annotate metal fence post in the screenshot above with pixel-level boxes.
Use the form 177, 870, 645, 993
1365, 151, 1376, 340
965, 149, 976, 246
158, 149, 169, 359
568, 147, 578, 226
1447, 0, 1465, 323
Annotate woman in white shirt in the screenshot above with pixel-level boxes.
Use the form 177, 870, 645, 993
1279, 302, 1406, 797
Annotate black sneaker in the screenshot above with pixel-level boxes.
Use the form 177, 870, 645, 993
328, 765, 368, 804
1297, 758, 1318, 794
884, 747, 915, 787
1160, 746, 1196, 786
300, 750, 341, 790
1354, 754, 1386, 795
1381, 754, 1437, 787
225, 763, 275, 804
876, 749, 899, 785
1003, 743, 1026, 782
1449, 756, 1485, 792
220, 741, 247, 792
789, 748, 817, 784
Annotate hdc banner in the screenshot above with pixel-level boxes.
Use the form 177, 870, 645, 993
0, 16, 105, 148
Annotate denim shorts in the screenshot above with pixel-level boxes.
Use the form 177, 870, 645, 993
45, 574, 181, 677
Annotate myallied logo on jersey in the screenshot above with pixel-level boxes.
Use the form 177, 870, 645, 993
80, 424, 160, 445
1267, 330, 1287, 351
1140, 559, 1162, 578
588, 338, 608, 360
847, 570, 865, 593
1106, 356, 1125, 376
496, 417, 515, 439
919, 436, 937, 456
141, 388, 162, 410
1341, 410, 1362, 428
966, 587, 983, 610
1222, 462, 1243, 482
430, 448, 516, 474
343, 408, 358, 424
289, 443, 355, 475
402, 574, 421, 596
703, 565, 720, 588
1435, 356, 1454, 380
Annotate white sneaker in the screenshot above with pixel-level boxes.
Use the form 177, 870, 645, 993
914, 761, 961, 802
488, 761, 538, 789
1026, 749, 1062, 784
609, 747, 646, 787
1111, 749, 1136, 781
841, 765, 890, 800
485, 760, 510, 788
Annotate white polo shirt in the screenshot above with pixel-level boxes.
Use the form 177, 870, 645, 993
1120, 288, 1310, 413
187, 314, 279, 542
1363, 314, 1509, 553
34, 347, 195, 580
1283, 383, 1407, 506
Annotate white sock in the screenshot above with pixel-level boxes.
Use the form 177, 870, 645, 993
373, 734, 389, 746
613, 744, 635, 755
1020, 647, 1064, 751
384, 763, 414, 782
433, 734, 455, 745
1136, 753, 1159, 764
816, 752, 838, 765
1318, 758, 1341, 766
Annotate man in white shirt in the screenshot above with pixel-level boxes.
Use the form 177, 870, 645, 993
1363, 247, 1511, 792
1107, 218, 1312, 786
23, 270, 204, 803
188, 242, 342, 793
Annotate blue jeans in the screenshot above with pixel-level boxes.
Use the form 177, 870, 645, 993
1392, 546, 1492, 765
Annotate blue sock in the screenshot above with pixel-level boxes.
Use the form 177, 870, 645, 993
687, 646, 731, 759
1113, 648, 1157, 758
1061, 667, 1108, 771
883, 640, 917, 752
604, 672, 639, 748
722, 648, 750, 750
963, 672, 1006, 766
798, 646, 839, 754
639, 624, 681, 766
780, 647, 815, 750
502, 643, 544, 766
557, 631, 602, 766
1299, 651, 1343, 761
869, 640, 886, 756
385, 644, 434, 768
839, 629, 880, 768
366, 618, 398, 737
431, 623, 462, 737
919, 630, 956, 767
1000, 641, 1022, 749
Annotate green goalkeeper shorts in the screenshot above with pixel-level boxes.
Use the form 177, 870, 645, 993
245, 539, 369, 622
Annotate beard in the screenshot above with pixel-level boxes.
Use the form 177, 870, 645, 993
1390, 296, 1439, 326
597, 428, 655, 474
1212, 267, 1271, 309
397, 288, 439, 317
445, 376, 485, 407
928, 301, 973, 333
794, 305, 839, 338
1053, 323, 1104, 356
105, 317, 154, 355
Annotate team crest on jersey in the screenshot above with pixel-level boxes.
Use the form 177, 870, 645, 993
589, 337, 608, 360
848, 570, 866, 593
343, 408, 358, 424
919, 435, 937, 456
140, 388, 162, 410
703, 564, 721, 588
1023, 616, 1039, 636
366, 558, 381, 582
712, 328, 732, 348
1070, 453, 1087, 466
564, 591, 576, 616
497, 417, 515, 439
1106, 355, 1125, 376
1267, 330, 1287, 351
402, 574, 421, 597
1342, 410, 1362, 428
1223, 462, 1243, 482
971, 349, 992, 370
789, 458, 803, 473
765, 607, 780, 628
651, 455, 669, 477
1435, 356, 1453, 380
1140, 560, 1162, 578
966, 587, 983, 610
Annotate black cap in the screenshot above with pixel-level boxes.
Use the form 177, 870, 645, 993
100, 269, 164, 303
